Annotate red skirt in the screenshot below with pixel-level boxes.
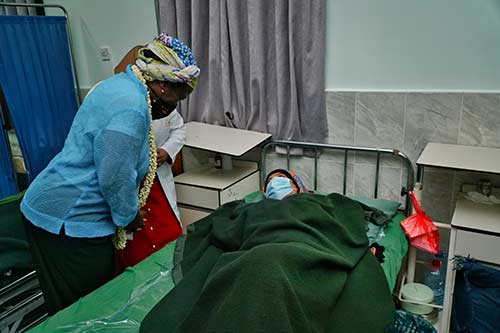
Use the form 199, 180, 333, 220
115, 177, 182, 274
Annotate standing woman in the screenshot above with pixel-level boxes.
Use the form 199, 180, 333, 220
113, 35, 198, 272
20, 34, 200, 315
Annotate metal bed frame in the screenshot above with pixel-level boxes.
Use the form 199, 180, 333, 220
0, 272, 46, 333
0, 3, 80, 332
260, 140, 456, 322
260, 140, 415, 216
260, 139, 418, 313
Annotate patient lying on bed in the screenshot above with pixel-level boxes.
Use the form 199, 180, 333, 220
264, 169, 388, 263
263, 169, 309, 199
140, 173, 397, 332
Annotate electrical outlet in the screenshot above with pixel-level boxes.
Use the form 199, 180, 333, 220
99, 46, 111, 61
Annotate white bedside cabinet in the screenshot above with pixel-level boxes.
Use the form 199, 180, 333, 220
175, 122, 271, 227
441, 196, 500, 332
416, 142, 500, 332
175, 161, 260, 226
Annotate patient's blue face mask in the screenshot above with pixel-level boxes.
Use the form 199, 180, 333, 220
265, 177, 293, 200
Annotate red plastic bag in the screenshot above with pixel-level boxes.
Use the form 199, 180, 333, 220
400, 191, 440, 254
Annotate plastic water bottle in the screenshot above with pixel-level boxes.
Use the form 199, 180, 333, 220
423, 257, 445, 306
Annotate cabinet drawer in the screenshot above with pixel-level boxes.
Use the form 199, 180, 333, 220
220, 172, 259, 205
455, 230, 500, 266
178, 206, 211, 226
175, 184, 219, 210
176, 171, 260, 209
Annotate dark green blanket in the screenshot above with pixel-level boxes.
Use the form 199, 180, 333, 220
141, 193, 395, 332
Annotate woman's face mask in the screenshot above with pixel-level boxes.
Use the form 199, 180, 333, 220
149, 83, 179, 120
151, 99, 177, 119
265, 177, 294, 200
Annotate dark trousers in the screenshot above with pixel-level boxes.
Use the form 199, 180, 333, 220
23, 218, 115, 315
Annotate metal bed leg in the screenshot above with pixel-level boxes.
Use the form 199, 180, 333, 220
313, 149, 318, 191
406, 248, 417, 283
374, 151, 380, 198
406, 182, 423, 283
286, 145, 290, 170
343, 150, 348, 195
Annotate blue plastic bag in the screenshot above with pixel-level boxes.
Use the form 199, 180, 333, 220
451, 256, 500, 333
386, 310, 437, 333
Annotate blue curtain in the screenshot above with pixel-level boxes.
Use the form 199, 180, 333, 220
0, 15, 78, 181
0, 129, 16, 198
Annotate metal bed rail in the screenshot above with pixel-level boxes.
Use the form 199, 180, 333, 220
0, 271, 45, 333
260, 140, 415, 216
0, 291, 45, 333
0, 271, 38, 309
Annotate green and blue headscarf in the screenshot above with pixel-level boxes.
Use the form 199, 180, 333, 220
135, 33, 200, 89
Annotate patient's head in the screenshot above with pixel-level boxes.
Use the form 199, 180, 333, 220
264, 169, 307, 200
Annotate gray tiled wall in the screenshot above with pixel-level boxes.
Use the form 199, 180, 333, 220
326, 92, 500, 223
182, 91, 500, 226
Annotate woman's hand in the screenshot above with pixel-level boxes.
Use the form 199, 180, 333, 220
124, 210, 145, 232
156, 148, 172, 165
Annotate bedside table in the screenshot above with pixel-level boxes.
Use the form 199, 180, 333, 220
441, 196, 500, 332
175, 122, 271, 227
415, 142, 500, 332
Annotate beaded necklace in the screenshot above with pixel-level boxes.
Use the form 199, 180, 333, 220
112, 65, 158, 250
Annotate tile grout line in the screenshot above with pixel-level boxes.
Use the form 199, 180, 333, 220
457, 93, 464, 144
353, 92, 359, 147
353, 92, 359, 195
402, 92, 408, 152
401, 93, 408, 194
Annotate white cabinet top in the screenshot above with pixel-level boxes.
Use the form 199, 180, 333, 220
185, 122, 272, 157
416, 143, 500, 174
452, 196, 500, 235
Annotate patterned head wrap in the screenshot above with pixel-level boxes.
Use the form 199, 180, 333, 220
135, 33, 200, 89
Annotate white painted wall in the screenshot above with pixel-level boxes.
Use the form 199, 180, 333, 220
44, 0, 500, 92
326, 0, 500, 91
45, 0, 158, 90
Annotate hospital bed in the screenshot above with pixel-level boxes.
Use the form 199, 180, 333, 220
26, 140, 414, 332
